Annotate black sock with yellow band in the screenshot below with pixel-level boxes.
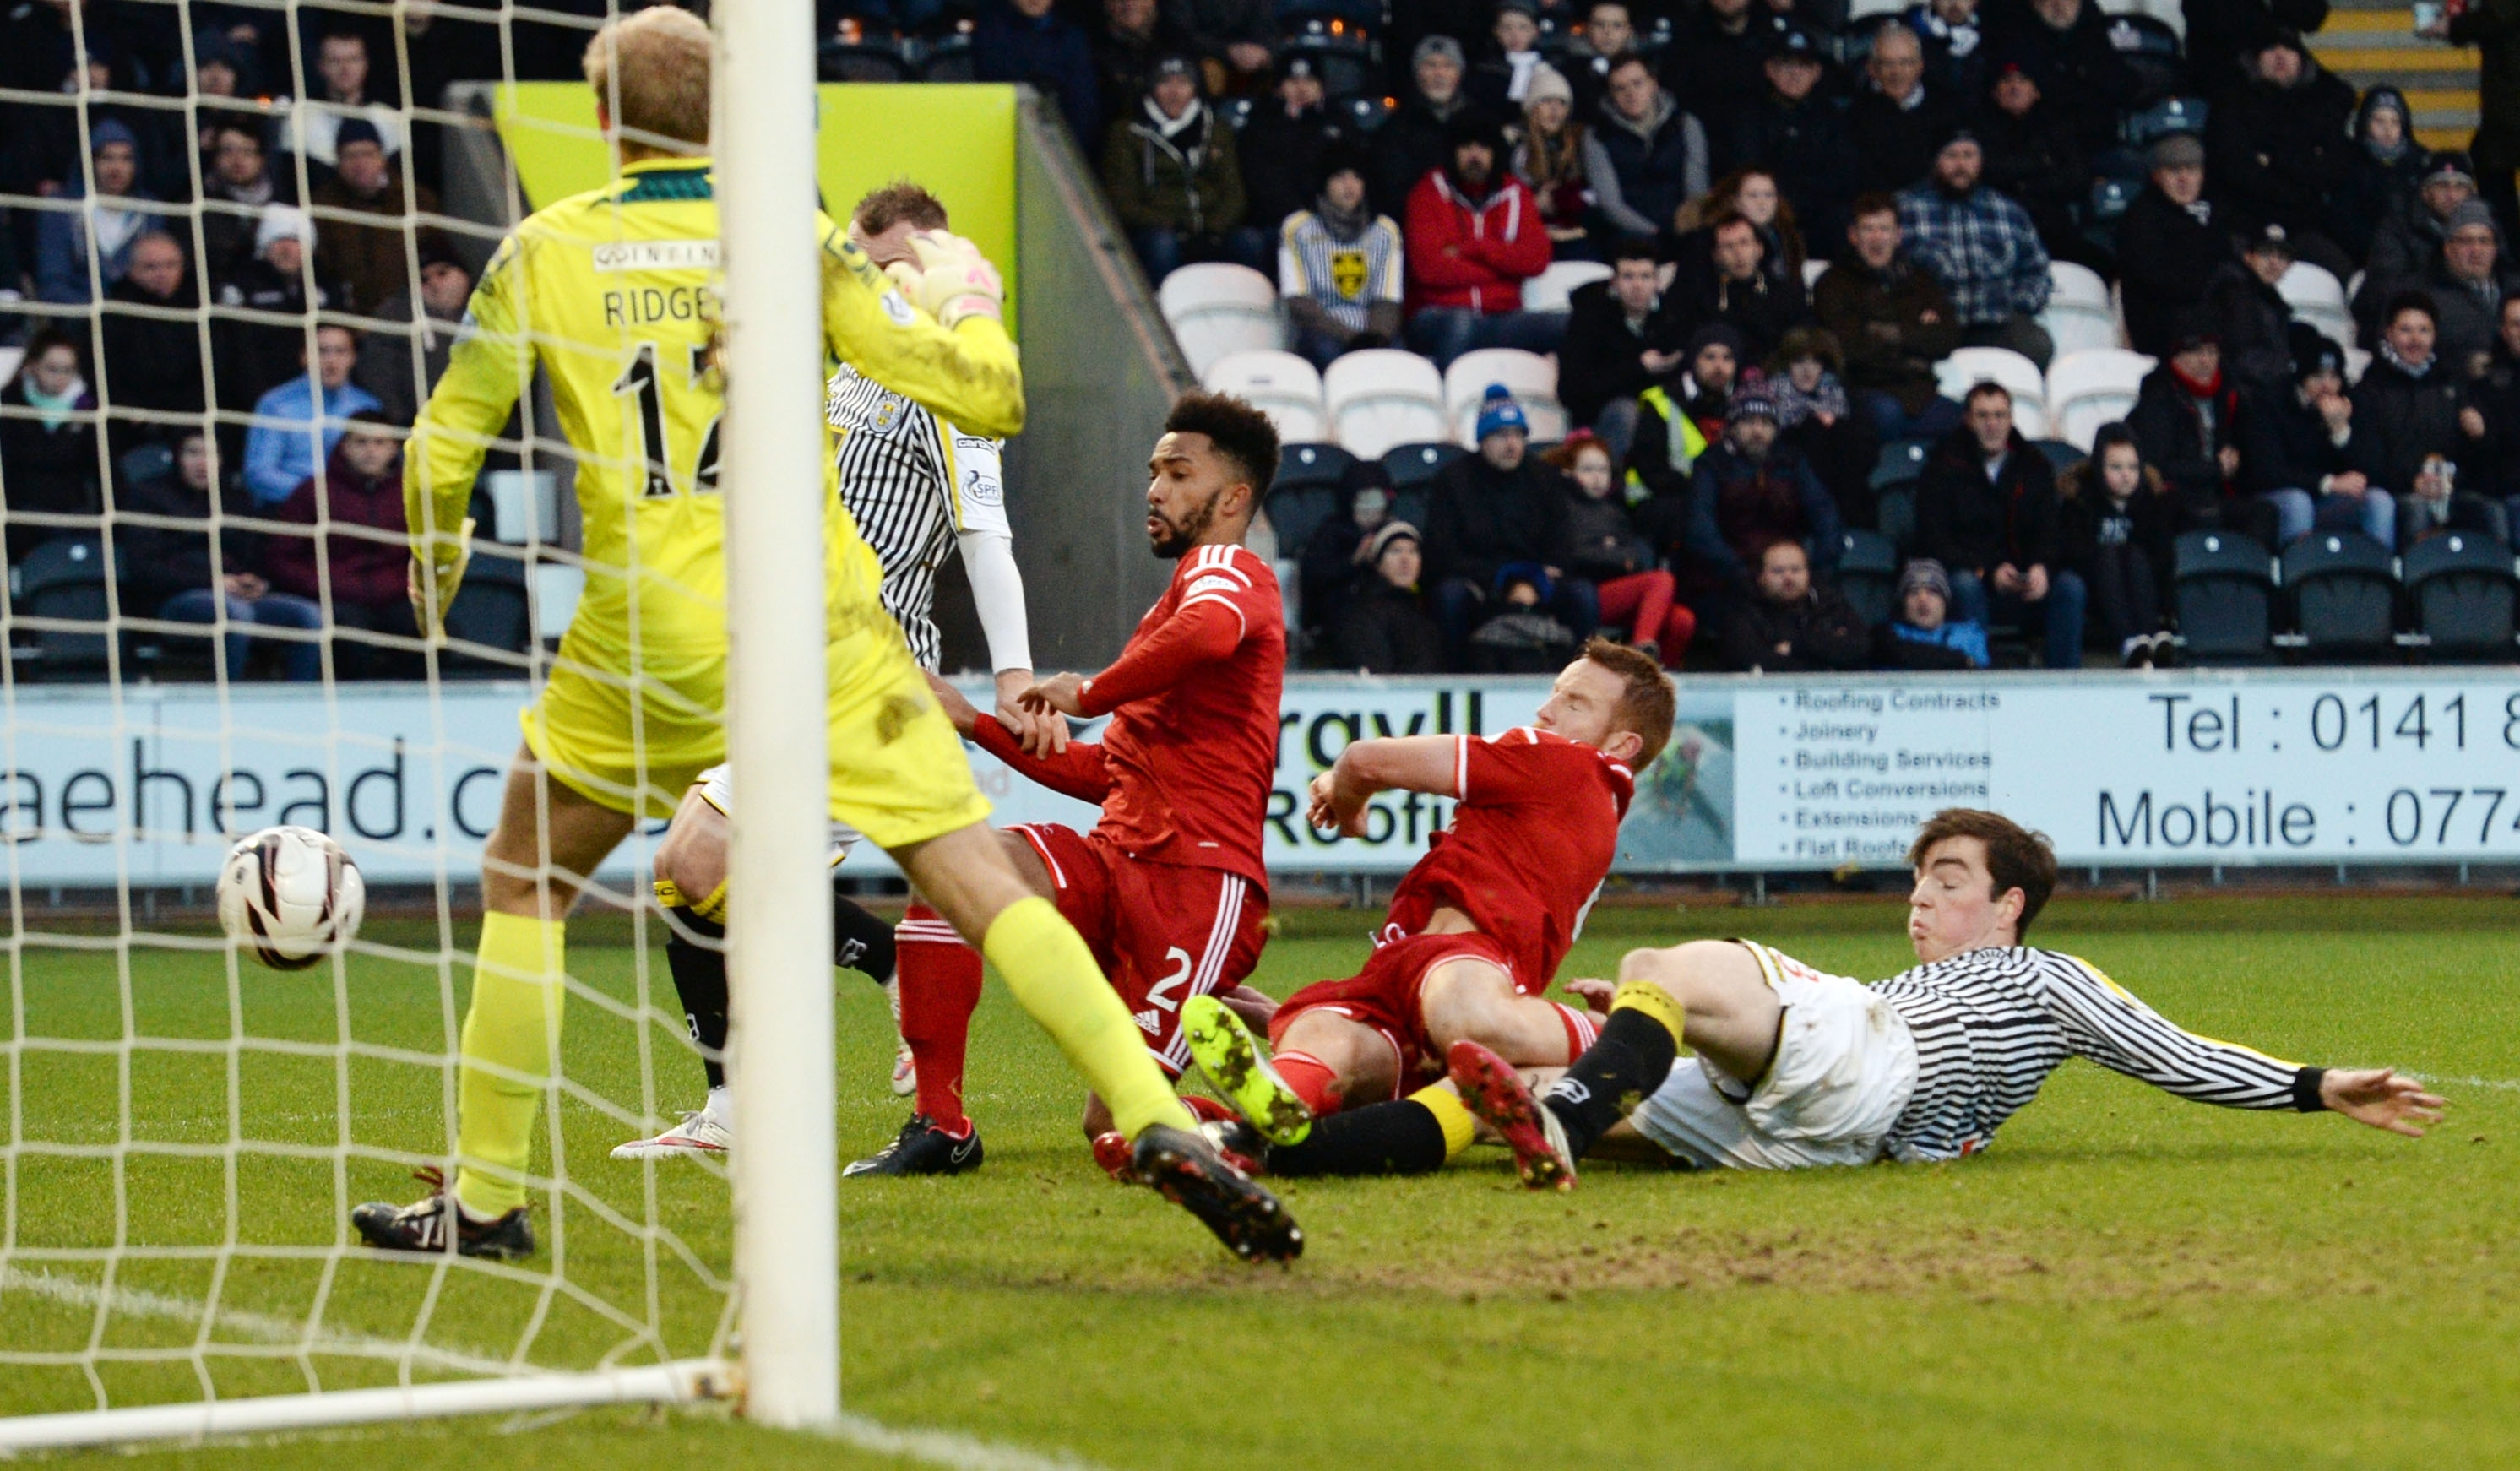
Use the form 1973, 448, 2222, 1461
1263, 1084, 1475, 1176
1542, 980, 1685, 1159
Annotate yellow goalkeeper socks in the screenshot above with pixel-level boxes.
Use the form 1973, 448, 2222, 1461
980, 897, 1194, 1140
454, 911, 568, 1219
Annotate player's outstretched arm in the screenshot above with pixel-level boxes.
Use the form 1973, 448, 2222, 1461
2319, 1068, 2447, 1137
1022, 596, 1248, 719
927, 670, 1114, 805
820, 223, 1024, 439
1307, 735, 1464, 836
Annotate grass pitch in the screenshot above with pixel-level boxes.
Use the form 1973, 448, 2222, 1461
3, 895, 2515, 1468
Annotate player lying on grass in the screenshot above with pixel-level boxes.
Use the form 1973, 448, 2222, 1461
362, 8, 1297, 1263
857, 391, 1290, 1177
615, 182, 1064, 1161
1443, 807, 2445, 1189
1176, 640, 1675, 1180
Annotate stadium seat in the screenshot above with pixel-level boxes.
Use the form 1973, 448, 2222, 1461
2346, 347, 2372, 384
1936, 346, 2048, 437
1836, 529, 1900, 627
2122, 95, 2207, 146
1877, 485, 1916, 551
1203, 350, 1328, 442
2282, 531, 2398, 658
1157, 263, 1282, 378
1265, 442, 1354, 554
1801, 258, 1829, 289
1382, 440, 1465, 527
817, 41, 912, 81
1281, 23, 1377, 100
1214, 96, 1255, 131
2278, 263, 2356, 354
1324, 350, 1448, 459
1340, 95, 1392, 133
2105, 14, 2188, 98
2403, 531, 2519, 659
2173, 529, 2274, 663
1871, 438, 1931, 490
1443, 349, 1566, 446
2033, 438, 2083, 475
118, 440, 174, 487
915, 35, 974, 81
439, 547, 532, 675
2048, 349, 2156, 451
0, 345, 21, 388
2038, 261, 2120, 356
1521, 259, 1612, 313
12, 534, 117, 680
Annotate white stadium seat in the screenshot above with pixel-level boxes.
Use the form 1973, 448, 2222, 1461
2037, 260, 2120, 356
1522, 259, 1612, 313
1157, 263, 1281, 377
1442, 348, 1567, 446
2345, 347, 2371, 385
2278, 261, 2356, 353
2046, 348, 2157, 451
1323, 349, 1449, 459
1801, 258, 1829, 289
1936, 345, 2050, 438
1203, 350, 1328, 442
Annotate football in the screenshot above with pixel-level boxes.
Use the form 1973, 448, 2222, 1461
215, 827, 366, 970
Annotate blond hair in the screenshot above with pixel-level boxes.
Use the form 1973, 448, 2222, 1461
584, 6, 712, 151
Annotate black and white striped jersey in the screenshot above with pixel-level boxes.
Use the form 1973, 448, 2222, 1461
1872, 947, 2324, 1161
823, 361, 1007, 671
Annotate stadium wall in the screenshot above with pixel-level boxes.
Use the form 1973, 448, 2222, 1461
10, 670, 2520, 887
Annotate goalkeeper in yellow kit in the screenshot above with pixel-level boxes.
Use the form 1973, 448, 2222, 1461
352, 6, 1296, 1264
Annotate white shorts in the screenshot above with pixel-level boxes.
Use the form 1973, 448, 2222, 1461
1628, 942, 1919, 1171
692, 763, 862, 866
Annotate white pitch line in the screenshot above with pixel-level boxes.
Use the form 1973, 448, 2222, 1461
820, 1412, 1109, 1471
2413, 1075, 2520, 1092
0, 1267, 519, 1378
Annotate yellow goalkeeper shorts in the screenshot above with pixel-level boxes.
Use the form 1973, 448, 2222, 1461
524, 598, 987, 847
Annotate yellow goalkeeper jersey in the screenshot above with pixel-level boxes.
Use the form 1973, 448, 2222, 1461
407, 155, 1023, 695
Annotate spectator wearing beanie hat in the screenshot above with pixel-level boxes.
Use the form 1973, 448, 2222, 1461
1374, 35, 1488, 215
1898, 125, 2055, 367
1469, 0, 1550, 115
2240, 322, 2396, 548
2116, 132, 2236, 359
1279, 145, 1406, 366
1512, 63, 1605, 258
1404, 111, 1561, 366
2422, 197, 2520, 377
1331, 520, 1446, 673
2204, 30, 2360, 282
1873, 556, 1990, 669
1241, 52, 1348, 236
1424, 386, 1600, 667
1629, 323, 1747, 517
1680, 372, 1844, 611
213, 204, 348, 415
1100, 52, 1265, 282
314, 116, 450, 317
2331, 88, 2425, 265
356, 237, 478, 426
2359, 150, 2506, 333
2204, 222, 2301, 402
32, 118, 167, 304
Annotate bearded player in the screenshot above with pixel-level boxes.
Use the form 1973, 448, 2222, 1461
847, 392, 1287, 1177
358, 8, 1296, 1263
613, 181, 1061, 1161
1181, 639, 1673, 1179
1447, 808, 2443, 1191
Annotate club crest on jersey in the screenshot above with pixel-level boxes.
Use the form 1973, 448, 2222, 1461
1331, 249, 1367, 301
866, 395, 905, 432
879, 290, 916, 327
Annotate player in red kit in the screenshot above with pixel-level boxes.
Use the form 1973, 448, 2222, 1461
846, 392, 1288, 1177
1180, 639, 1675, 1178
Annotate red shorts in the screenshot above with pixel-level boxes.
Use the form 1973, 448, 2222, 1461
1268, 931, 1519, 1097
1011, 823, 1268, 1076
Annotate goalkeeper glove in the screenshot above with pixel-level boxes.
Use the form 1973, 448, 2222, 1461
408, 516, 475, 642
885, 231, 1006, 328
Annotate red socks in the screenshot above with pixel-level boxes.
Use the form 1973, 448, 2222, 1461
1273, 1050, 1344, 1116
1551, 1002, 1601, 1062
894, 904, 982, 1134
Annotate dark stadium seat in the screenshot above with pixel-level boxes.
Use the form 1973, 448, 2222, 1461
1215, 96, 1256, 131
2033, 439, 2082, 475
916, 35, 974, 82
817, 41, 911, 82
2086, 176, 2137, 226
2105, 14, 2188, 99
438, 547, 532, 676
1266, 442, 1353, 553
1381, 441, 1465, 530
13, 535, 119, 681
1836, 529, 1900, 627
1871, 438, 1929, 490
2121, 95, 2207, 146
1876, 486, 1916, 554
1341, 95, 1393, 133
2173, 529, 2274, 664
1284, 23, 1377, 101
2402, 531, 2517, 660
2282, 531, 2397, 659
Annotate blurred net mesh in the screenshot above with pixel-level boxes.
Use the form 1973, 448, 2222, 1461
0, 0, 739, 1419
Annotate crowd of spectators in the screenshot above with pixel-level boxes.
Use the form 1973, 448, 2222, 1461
9, 0, 2520, 681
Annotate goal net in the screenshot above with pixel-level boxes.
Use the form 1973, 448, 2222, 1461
0, 0, 834, 1446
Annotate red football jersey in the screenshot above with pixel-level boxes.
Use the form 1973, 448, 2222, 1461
1380, 727, 1635, 991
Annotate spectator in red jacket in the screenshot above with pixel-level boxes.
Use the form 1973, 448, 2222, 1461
1404, 113, 1561, 366
263, 411, 421, 678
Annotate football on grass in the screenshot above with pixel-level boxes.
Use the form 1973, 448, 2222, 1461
216, 827, 365, 970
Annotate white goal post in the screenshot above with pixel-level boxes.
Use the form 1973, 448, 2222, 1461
0, 0, 835, 1448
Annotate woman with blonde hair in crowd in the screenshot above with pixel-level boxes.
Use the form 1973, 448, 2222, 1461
1513, 64, 1603, 259
1547, 432, 1696, 665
